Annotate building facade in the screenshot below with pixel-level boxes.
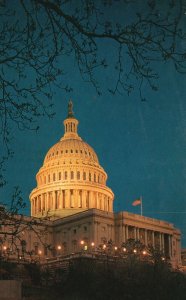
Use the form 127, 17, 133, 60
0, 101, 181, 269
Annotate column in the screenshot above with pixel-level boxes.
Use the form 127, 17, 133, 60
162, 233, 164, 253
41, 193, 44, 212
46, 192, 49, 211
145, 230, 147, 246
123, 225, 126, 242
169, 235, 172, 257
125, 225, 129, 240
82, 190, 87, 208
58, 190, 62, 209
136, 228, 139, 240
134, 228, 137, 240
159, 233, 162, 251
152, 231, 155, 248
36, 196, 38, 213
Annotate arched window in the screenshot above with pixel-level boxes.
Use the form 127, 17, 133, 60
94, 174, 96, 182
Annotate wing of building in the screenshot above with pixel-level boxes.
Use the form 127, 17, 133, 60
1, 101, 181, 269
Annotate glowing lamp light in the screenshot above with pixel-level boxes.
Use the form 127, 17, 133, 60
57, 245, 62, 250
84, 245, 88, 251
133, 249, 137, 253
103, 244, 106, 250
123, 247, 127, 252
38, 250, 42, 255
3, 246, 7, 250
162, 257, 165, 261
91, 242, 95, 247
80, 240, 85, 245
114, 246, 118, 251
142, 250, 147, 255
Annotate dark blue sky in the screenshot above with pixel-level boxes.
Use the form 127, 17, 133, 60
1, 1, 186, 247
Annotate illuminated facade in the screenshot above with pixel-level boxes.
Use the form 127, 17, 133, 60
30, 100, 114, 218
1, 101, 182, 269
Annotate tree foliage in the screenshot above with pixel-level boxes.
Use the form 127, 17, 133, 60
1, 0, 186, 185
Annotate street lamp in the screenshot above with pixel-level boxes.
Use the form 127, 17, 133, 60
103, 244, 106, 250
142, 250, 147, 255
57, 245, 62, 250
133, 249, 137, 254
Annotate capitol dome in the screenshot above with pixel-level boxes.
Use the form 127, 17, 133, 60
30, 101, 114, 218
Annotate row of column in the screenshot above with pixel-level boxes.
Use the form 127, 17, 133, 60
120, 225, 172, 256
31, 189, 112, 215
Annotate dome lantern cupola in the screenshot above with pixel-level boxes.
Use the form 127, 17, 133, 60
30, 100, 114, 219
63, 100, 80, 140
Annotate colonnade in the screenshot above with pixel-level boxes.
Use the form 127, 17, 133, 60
31, 189, 113, 216
120, 224, 173, 257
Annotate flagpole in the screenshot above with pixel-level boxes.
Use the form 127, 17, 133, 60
140, 196, 143, 216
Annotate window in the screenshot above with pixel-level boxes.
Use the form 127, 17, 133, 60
84, 226, 87, 232
73, 229, 77, 234
89, 172, 91, 181
59, 172, 61, 180
94, 174, 96, 182
83, 172, 86, 180
71, 171, 74, 179
71, 149, 73, 153
48, 174, 50, 183
65, 171, 67, 180
77, 171, 80, 180
53, 173, 56, 181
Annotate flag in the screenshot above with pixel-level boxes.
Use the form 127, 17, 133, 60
132, 199, 141, 206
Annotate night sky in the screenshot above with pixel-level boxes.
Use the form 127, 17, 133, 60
1, 1, 186, 247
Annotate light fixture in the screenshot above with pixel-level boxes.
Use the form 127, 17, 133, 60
80, 240, 84, 245
133, 249, 137, 253
57, 245, 62, 250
